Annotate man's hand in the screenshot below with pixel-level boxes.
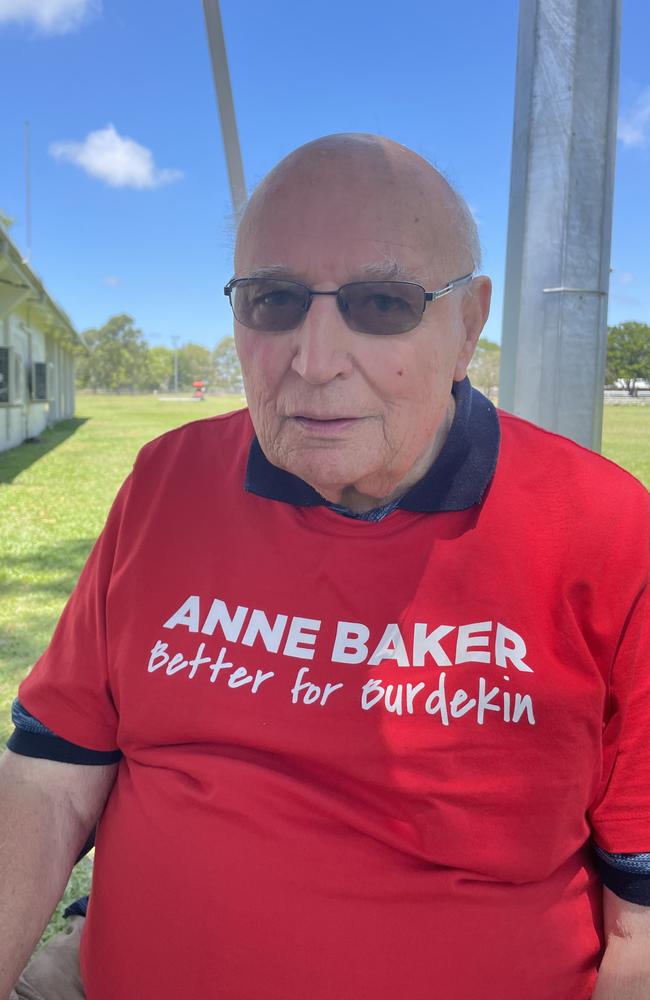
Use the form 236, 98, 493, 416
592, 887, 650, 999
0, 749, 117, 1000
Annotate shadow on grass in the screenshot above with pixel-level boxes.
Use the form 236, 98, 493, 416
1, 536, 96, 598
0, 417, 88, 485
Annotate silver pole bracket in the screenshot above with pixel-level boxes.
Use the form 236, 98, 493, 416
542, 287, 607, 295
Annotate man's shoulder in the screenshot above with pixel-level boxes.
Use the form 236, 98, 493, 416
135, 406, 253, 471
496, 408, 649, 519
497, 410, 648, 499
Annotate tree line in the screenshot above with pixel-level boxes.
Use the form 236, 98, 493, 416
469, 322, 650, 399
605, 322, 650, 395
75, 315, 650, 397
75, 315, 243, 394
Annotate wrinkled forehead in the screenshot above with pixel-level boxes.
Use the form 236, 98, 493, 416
235, 155, 463, 284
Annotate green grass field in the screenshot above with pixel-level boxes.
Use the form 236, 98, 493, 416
0, 394, 647, 945
601, 404, 650, 485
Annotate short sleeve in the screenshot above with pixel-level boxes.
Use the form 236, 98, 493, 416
589, 577, 650, 852
17, 475, 133, 752
7, 698, 122, 764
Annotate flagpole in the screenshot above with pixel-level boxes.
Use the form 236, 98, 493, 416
24, 120, 32, 263
202, 0, 247, 221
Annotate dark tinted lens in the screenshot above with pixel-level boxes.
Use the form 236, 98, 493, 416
339, 282, 425, 334
230, 279, 308, 331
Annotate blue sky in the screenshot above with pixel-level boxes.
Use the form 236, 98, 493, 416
1, 0, 648, 349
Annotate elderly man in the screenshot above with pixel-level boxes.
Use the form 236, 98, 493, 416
1, 134, 649, 1000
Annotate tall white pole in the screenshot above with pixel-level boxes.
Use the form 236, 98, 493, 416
500, 0, 621, 450
202, 0, 247, 220
24, 120, 32, 264
172, 335, 179, 393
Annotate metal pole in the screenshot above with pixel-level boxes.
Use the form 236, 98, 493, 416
172, 336, 179, 394
202, 0, 247, 220
500, 0, 621, 450
24, 121, 32, 264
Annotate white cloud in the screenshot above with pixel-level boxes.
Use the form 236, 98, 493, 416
0, 0, 100, 34
49, 124, 183, 189
618, 272, 634, 286
618, 87, 650, 148
103, 275, 120, 287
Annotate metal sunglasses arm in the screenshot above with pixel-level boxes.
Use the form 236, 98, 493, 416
425, 271, 475, 302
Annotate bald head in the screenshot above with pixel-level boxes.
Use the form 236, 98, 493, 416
235, 133, 480, 283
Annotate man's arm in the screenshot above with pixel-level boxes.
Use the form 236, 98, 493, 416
592, 887, 650, 999
0, 749, 117, 1000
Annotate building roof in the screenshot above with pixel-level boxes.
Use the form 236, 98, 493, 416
0, 229, 78, 349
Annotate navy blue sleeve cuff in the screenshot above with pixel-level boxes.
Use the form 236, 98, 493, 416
594, 846, 650, 906
7, 699, 121, 765
7, 726, 122, 764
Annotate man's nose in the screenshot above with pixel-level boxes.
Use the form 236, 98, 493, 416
290, 294, 354, 384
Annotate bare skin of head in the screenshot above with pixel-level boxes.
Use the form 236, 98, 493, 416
234, 134, 491, 512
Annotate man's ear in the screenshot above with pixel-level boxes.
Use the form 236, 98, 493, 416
453, 276, 492, 381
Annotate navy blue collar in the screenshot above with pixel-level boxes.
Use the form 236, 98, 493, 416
244, 377, 500, 513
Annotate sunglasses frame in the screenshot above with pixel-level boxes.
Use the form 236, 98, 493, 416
223, 272, 475, 335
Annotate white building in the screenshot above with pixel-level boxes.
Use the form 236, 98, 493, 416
0, 230, 78, 453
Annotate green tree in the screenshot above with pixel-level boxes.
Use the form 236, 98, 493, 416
76, 315, 149, 392
212, 336, 244, 394
606, 322, 650, 395
176, 343, 213, 389
0, 210, 15, 231
145, 346, 174, 391
469, 337, 500, 401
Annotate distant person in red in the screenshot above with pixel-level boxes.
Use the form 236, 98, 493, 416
2, 134, 649, 1000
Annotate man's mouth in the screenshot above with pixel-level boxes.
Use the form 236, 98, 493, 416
292, 415, 360, 435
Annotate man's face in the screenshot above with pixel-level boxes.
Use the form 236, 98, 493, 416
234, 145, 490, 507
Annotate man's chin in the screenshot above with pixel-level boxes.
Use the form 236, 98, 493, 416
282, 457, 399, 509
284, 460, 354, 498
273, 450, 359, 498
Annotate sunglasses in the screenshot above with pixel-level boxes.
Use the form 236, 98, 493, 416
224, 272, 474, 336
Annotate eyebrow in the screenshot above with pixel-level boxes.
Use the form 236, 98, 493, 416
244, 261, 429, 285
358, 260, 428, 283
246, 264, 297, 280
